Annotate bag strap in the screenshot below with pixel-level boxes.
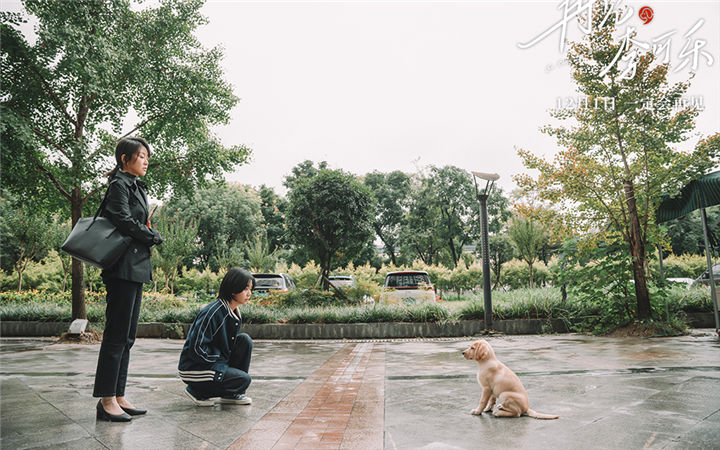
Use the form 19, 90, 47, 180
92, 183, 114, 221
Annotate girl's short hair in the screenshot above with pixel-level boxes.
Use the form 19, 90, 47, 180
218, 268, 256, 301
107, 136, 151, 179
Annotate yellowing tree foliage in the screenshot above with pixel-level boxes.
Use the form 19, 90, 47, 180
515, 6, 720, 319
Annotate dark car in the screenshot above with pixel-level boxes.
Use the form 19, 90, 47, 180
252, 273, 297, 295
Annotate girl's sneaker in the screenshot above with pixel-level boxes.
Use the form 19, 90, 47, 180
220, 394, 252, 405
184, 386, 214, 407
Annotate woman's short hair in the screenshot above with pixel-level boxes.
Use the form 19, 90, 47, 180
218, 268, 256, 301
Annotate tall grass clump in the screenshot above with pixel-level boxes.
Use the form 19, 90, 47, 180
457, 300, 484, 320
493, 288, 576, 319
665, 285, 714, 313
237, 303, 285, 324
458, 288, 577, 320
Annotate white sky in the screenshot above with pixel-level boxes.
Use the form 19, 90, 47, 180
4, 0, 719, 196
196, 0, 720, 195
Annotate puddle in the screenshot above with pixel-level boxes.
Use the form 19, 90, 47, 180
387, 366, 720, 380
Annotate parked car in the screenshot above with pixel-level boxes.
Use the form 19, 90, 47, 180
666, 278, 694, 289
252, 273, 297, 295
328, 275, 355, 289
379, 271, 436, 304
692, 262, 720, 287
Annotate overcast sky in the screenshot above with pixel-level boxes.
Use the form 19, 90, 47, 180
5, 1, 719, 196
195, 0, 720, 195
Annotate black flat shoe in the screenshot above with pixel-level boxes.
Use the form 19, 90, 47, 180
120, 406, 147, 416
96, 400, 132, 422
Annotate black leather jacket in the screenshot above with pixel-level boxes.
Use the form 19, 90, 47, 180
101, 171, 163, 283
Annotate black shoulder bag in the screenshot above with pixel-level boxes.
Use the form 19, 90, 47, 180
61, 184, 133, 269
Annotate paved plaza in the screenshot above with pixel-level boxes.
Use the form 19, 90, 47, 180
1, 331, 719, 449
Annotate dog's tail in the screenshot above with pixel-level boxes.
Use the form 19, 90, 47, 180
525, 408, 559, 420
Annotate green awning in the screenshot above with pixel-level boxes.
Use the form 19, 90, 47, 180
657, 171, 720, 224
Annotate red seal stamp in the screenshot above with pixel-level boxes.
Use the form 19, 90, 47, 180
639, 6, 654, 25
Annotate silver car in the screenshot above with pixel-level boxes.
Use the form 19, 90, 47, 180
328, 275, 355, 289
693, 262, 720, 287
252, 273, 297, 295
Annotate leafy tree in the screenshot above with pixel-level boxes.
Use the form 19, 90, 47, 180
471, 186, 513, 281
283, 160, 339, 268
507, 216, 549, 289
48, 216, 72, 292
214, 246, 246, 277
257, 185, 289, 252
399, 166, 505, 268
511, 191, 572, 248
428, 166, 476, 268
469, 186, 513, 237
488, 234, 514, 289
286, 169, 374, 289
333, 242, 382, 270
1, 0, 249, 319
661, 206, 719, 256
363, 170, 411, 265
565, 240, 643, 334
245, 234, 278, 273
449, 265, 484, 297
0, 199, 53, 290
283, 160, 328, 190
515, 6, 720, 318
166, 183, 263, 271
399, 177, 445, 265
151, 207, 198, 294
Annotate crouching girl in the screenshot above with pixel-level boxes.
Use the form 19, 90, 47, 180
178, 268, 254, 406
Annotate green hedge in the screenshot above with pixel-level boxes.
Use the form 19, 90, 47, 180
3, 249, 711, 297
2, 285, 713, 327
652, 254, 708, 279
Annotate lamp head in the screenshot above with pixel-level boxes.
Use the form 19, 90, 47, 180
471, 171, 500, 182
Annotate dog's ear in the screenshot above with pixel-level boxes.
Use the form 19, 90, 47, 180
474, 340, 489, 361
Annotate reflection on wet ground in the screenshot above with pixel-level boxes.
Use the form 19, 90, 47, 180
1, 331, 719, 449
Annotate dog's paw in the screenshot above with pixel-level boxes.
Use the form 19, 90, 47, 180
471, 408, 483, 415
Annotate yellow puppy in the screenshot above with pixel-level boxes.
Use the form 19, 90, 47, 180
462, 339, 558, 420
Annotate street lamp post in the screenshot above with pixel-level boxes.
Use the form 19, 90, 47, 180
472, 171, 499, 331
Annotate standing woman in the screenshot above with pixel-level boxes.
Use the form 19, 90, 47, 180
94, 137, 163, 422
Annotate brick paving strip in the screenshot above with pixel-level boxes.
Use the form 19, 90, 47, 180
228, 342, 385, 450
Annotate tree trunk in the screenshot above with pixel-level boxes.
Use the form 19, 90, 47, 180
623, 181, 651, 319
492, 252, 502, 289
448, 237, 458, 268
60, 258, 69, 291
528, 261, 534, 289
320, 253, 330, 290
413, 243, 428, 265
374, 225, 397, 265
15, 248, 26, 291
71, 187, 87, 320
321, 265, 330, 290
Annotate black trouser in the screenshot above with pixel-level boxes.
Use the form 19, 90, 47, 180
93, 277, 143, 398
185, 333, 253, 398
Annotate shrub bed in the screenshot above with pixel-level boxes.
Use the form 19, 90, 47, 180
1, 286, 713, 331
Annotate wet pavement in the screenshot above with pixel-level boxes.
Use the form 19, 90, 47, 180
1, 331, 719, 449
